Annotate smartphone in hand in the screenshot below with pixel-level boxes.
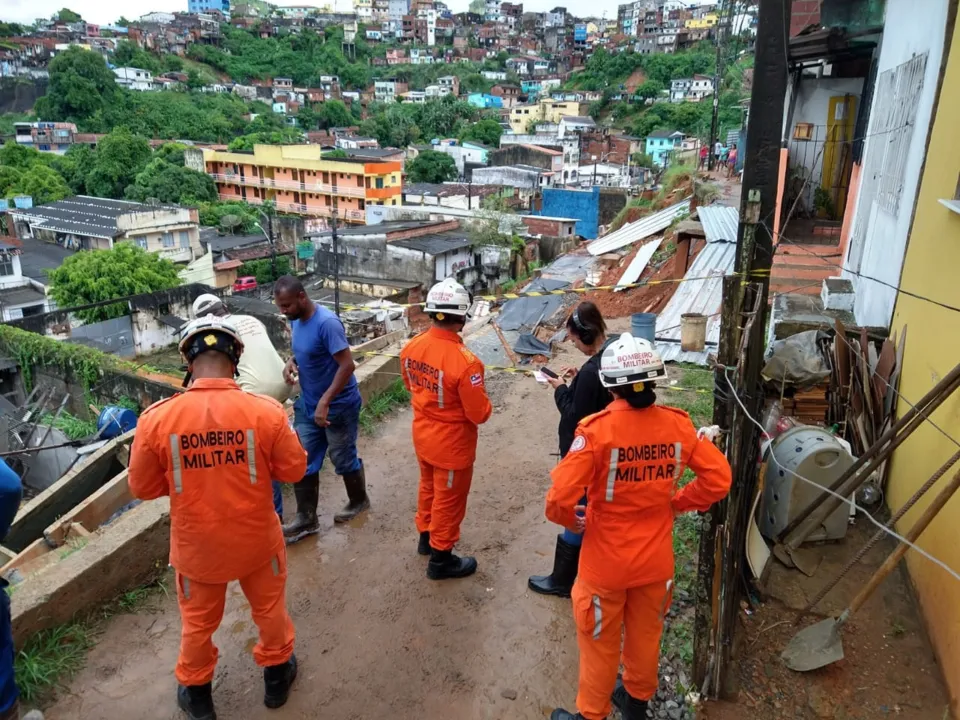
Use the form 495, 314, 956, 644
540, 366, 559, 379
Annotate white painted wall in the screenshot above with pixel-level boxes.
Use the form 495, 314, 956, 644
0, 253, 24, 289
842, 0, 949, 329
784, 76, 863, 212
434, 246, 474, 281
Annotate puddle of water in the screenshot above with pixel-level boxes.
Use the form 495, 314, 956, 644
345, 512, 370, 529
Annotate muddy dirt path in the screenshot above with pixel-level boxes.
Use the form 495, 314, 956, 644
45, 367, 583, 720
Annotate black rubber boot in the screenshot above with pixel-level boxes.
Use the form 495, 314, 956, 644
283, 472, 319, 544
426, 548, 477, 580
528, 535, 581, 598
334, 465, 370, 523
612, 676, 650, 720
263, 654, 298, 709
549, 709, 593, 720
417, 531, 431, 556
177, 683, 216, 720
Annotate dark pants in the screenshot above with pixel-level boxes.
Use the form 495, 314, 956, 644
0, 580, 18, 714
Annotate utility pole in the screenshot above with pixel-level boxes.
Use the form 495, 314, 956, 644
692, 0, 791, 700
707, 0, 728, 171
331, 197, 341, 317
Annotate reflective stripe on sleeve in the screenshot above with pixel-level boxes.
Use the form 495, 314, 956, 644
437, 370, 445, 408
592, 594, 602, 640
247, 429, 258, 484
169, 434, 183, 493
605, 448, 618, 502
673, 442, 682, 481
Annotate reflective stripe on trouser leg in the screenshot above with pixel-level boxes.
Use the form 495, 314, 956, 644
621, 580, 676, 702
175, 573, 227, 686
247, 429, 258, 484
415, 458, 436, 535
427, 464, 473, 551
239, 552, 295, 669
605, 448, 618, 502
572, 580, 625, 720
447, 470, 454, 489
169, 434, 183, 493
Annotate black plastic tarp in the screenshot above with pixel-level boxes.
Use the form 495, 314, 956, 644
513, 332, 552, 356
495, 278, 570, 332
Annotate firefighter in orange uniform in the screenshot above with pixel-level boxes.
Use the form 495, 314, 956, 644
400, 278, 492, 580
129, 317, 307, 720
546, 334, 732, 720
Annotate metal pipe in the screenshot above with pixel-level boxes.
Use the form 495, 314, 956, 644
796, 447, 960, 621
784, 370, 960, 550
777, 361, 960, 541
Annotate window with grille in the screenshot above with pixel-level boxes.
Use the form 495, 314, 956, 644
872, 53, 927, 216
162, 233, 175, 248
0, 254, 14, 276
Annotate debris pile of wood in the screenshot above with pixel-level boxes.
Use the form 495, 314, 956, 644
780, 384, 831, 426
829, 319, 903, 457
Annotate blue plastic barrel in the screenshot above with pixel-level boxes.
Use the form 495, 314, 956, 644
630, 313, 657, 343
97, 406, 138, 440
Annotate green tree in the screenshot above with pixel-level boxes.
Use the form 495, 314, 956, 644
163, 55, 184, 72
323, 149, 349, 158
197, 201, 259, 233
459, 117, 502, 147
316, 100, 353, 129
56, 8, 82, 22
154, 142, 188, 166
0, 22, 25, 36
125, 159, 217, 205
186, 69, 204, 90
48, 244, 182, 322
637, 80, 665, 99
116, 16, 132, 26
0, 141, 42, 170
8, 165, 72, 204
468, 0, 485, 14
631, 152, 656, 169
0, 167, 23, 197
406, 151, 457, 183
50, 144, 94, 193
228, 128, 304, 151
34, 47, 117, 123
85, 127, 152, 199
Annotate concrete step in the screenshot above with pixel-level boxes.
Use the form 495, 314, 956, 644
770, 263, 838, 281
770, 276, 824, 296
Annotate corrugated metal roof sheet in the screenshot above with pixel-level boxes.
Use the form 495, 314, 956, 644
655, 205, 739, 365
587, 198, 691, 256
614, 238, 661, 291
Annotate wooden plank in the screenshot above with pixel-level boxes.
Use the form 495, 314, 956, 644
0, 537, 52, 576
0, 546, 15, 564
43, 469, 131, 548
65, 523, 91, 541
5, 430, 134, 553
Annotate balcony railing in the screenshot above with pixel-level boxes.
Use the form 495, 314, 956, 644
217, 193, 366, 221
209, 172, 370, 198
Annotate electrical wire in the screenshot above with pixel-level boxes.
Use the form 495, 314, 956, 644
722, 366, 960, 585
769, 223, 960, 315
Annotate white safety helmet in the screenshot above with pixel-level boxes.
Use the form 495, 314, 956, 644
192, 293, 225, 318
425, 278, 472, 319
179, 316, 244, 366
599, 333, 668, 388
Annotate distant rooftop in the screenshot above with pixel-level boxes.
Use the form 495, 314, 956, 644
12, 196, 181, 240
391, 230, 473, 256
16, 237, 78, 285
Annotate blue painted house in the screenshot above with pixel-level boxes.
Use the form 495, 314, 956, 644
645, 130, 686, 167
467, 93, 504, 109
535, 186, 600, 239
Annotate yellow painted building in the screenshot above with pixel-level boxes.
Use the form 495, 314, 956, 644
684, 14, 718, 29
508, 99, 588, 134
886, 17, 960, 709
189, 144, 403, 224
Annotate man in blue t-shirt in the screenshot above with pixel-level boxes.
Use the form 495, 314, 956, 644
274, 275, 369, 544
0, 459, 23, 720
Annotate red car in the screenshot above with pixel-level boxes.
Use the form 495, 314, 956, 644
233, 276, 258, 293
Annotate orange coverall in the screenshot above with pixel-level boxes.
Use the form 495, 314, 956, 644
129, 378, 307, 687
400, 326, 492, 550
546, 400, 731, 720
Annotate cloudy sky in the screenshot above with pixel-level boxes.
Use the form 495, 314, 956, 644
2, 0, 622, 26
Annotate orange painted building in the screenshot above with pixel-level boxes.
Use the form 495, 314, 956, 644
190, 144, 403, 224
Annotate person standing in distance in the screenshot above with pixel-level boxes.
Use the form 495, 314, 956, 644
129, 317, 307, 720
545, 335, 731, 720
273, 275, 369, 544
192, 293, 291, 520
400, 278, 492, 580
529, 302, 615, 598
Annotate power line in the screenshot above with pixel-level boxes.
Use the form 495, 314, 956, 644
769, 222, 960, 315
722, 366, 960, 585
